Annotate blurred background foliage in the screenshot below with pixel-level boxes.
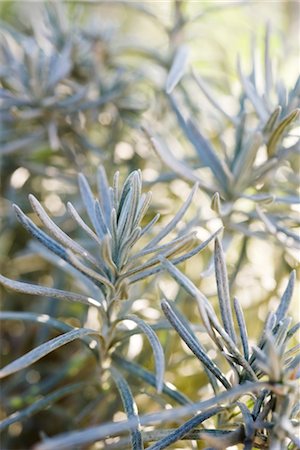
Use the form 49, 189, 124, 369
0, 1, 299, 449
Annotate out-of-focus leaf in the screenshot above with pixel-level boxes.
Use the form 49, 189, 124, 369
147, 406, 223, 450
237, 57, 269, 121
0, 382, 86, 431
166, 45, 188, 94
192, 70, 236, 124
0, 311, 73, 334
263, 106, 281, 133
144, 183, 197, 250
275, 270, 296, 324
110, 366, 143, 450
267, 108, 300, 156
113, 355, 190, 406
33, 381, 273, 450
187, 119, 232, 192
0, 328, 98, 379
150, 134, 211, 189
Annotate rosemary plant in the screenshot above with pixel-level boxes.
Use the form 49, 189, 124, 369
0, 2, 298, 450
150, 29, 300, 269
11, 237, 298, 450
0, 167, 219, 447
0, 3, 146, 158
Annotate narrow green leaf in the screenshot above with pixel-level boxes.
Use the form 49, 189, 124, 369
237, 402, 255, 444
94, 199, 108, 239
132, 232, 195, 261
147, 406, 222, 450
33, 381, 273, 450
275, 270, 296, 324
192, 70, 236, 124
161, 299, 231, 389
66, 250, 113, 290
78, 173, 98, 232
0, 311, 73, 334
113, 355, 190, 406
214, 237, 237, 344
0, 382, 86, 431
0, 311, 99, 356
121, 315, 165, 393
185, 118, 232, 192
166, 45, 188, 94
129, 227, 222, 283
133, 192, 152, 229
267, 109, 300, 156
145, 183, 197, 249
150, 134, 213, 192
233, 132, 263, 189
0, 328, 98, 379
67, 201, 101, 245
13, 204, 67, 261
0, 274, 102, 308
264, 23, 273, 98
97, 165, 112, 227
0, 130, 45, 155
263, 106, 281, 133
29, 194, 98, 266
233, 298, 249, 361
110, 366, 143, 450
237, 57, 269, 121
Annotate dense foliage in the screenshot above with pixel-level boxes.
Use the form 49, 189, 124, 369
0, 2, 299, 449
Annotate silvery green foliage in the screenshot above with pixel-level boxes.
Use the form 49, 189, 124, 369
0, 166, 220, 445
31, 239, 299, 450
151, 28, 300, 257
0, 3, 145, 156
0, 166, 219, 305
157, 238, 299, 449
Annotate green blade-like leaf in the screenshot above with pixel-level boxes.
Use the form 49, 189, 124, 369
0, 382, 86, 431
13, 204, 68, 261
0, 274, 103, 308
144, 183, 197, 249
233, 298, 249, 361
121, 315, 165, 392
78, 173, 98, 233
0, 311, 73, 334
67, 201, 101, 245
0, 328, 98, 379
214, 237, 237, 344
192, 70, 236, 124
150, 133, 214, 192
110, 366, 143, 450
147, 406, 223, 450
267, 109, 300, 156
263, 106, 281, 133
161, 299, 231, 389
275, 270, 296, 324
29, 194, 98, 266
166, 45, 188, 94
237, 57, 269, 121
0, 311, 99, 356
33, 381, 273, 450
113, 355, 190, 406
185, 118, 232, 192
129, 227, 222, 284
97, 165, 112, 227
